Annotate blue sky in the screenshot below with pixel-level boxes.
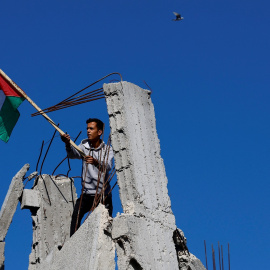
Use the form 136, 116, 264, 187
1, 0, 269, 269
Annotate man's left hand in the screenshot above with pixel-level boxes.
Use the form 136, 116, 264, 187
84, 156, 99, 166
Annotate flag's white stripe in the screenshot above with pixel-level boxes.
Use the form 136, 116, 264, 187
0, 90, 5, 111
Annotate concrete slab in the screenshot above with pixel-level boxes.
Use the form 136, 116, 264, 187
21, 189, 40, 210
25, 175, 77, 267
0, 242, 5, 270
37, 204, 115, 270
0, 164, 29, 241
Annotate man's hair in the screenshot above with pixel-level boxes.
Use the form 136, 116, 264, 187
86, 118, 104, 131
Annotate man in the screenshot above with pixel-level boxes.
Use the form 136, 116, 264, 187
61, 118, 113, 236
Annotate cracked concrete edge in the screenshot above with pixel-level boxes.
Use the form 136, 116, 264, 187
177, 254, 207, 270
0, 242, 5, 270
103, 82, 173, 220
0, 164, 30, 241
27, 175, 77, 267
112, 214, 179, 270
36, 204, 115, 270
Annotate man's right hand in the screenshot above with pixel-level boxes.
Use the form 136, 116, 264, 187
61, 133, 71, 146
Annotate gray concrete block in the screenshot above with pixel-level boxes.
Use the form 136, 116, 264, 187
20, 189, 40, 209
104, 82, 173, 218
37, 204, 115, 270
0, 164, 29, 241
26, 175, 77, 267
0, 242, 5, 270
112, 214, 179, 270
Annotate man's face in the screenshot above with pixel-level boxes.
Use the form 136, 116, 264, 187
87, 122, 102, 141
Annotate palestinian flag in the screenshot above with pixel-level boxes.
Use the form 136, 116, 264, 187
0, 74, 25, 142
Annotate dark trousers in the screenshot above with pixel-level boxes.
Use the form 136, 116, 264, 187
70, 193, 113, 236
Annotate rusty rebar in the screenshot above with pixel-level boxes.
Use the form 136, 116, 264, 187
32, 95, 105, 116
91, 167, 116, 212
218, 242, 221, 270
143, 80, 153, 94
52, 131, 82, 176
91, 136, 111, 211
74, 149, 91, 233
221, 245, 224, 270
52, 157, 68, 175
104, 179, 117, 199
212, 244, 216, 270
36, 140, 45, 172
100, 136, 112, 204
40, 126, 58, 175
31, 72, 123, 117
85, 174, 117, 221
204, 240, 208, 270
48, 175, 68, 203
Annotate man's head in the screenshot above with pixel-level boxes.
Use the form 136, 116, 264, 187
86, 118, 104, 142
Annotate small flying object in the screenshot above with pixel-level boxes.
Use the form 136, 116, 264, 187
172, 12, 184, 21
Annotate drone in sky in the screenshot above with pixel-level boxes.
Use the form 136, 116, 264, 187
172, 12, 184, 21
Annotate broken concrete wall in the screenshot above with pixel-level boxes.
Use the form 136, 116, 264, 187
22, 175, 77, 270
0, 164, 29, 270
174, 229, 206, 270
104, 82, 172, 217
36, 204, 115, 270
0, 164, 29, 241
104, 82, 179, 269
0, 242, 5, 270
104, 81, 206, 270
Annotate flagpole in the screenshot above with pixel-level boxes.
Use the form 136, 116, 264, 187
0, 69, 85, 157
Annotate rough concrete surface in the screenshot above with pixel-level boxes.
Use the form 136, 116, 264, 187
25, 175, 77, 270
174, 229, 206, 270
0, 242, 5, 270
103, 82, 206, 270
21, 189, 40, 209
104, 82, 180, 269
112, 214, 178, 270
103, 82, 173, 217
0, 164, 29, 241
177, 254, 207, 270
37, 204, 115, 270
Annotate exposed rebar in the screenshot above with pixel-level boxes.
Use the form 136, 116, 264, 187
36, 140, 44, 172
221, 245, 224, 270
204, 240, 208, 270
218, 242, 221, 270
39, 125, 58, 175
212, 244, 216, 270
31, 72, 123, 117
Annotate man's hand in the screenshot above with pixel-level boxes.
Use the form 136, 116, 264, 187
61, 133, 71, 147
84, 156, 99, 166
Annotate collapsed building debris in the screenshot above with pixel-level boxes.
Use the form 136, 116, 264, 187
0, 81, 206, 270
0, 164, 30, 270
104, 82, 180, 269
37, 204, 115, 270
21, 175, 77, 269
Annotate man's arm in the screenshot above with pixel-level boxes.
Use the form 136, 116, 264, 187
60, 133, 82, 159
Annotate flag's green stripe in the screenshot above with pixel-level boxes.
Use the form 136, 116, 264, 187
0, 96, 25, 143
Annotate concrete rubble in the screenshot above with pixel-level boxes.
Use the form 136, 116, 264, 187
1, 81, 206, 270
104, 82, 179, 269
103, 81, 206, 270
37, 204, 115, 270
22, 175, 77, 270
0, 164, 30, 270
